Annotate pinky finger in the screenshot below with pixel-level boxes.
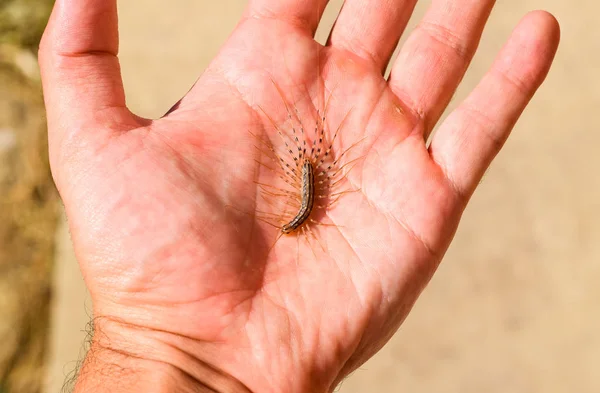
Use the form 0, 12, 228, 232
429, 11, 560, 201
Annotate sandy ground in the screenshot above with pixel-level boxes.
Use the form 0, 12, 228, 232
46, 1, 600, 392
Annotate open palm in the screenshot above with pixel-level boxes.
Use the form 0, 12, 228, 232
40, 1, 559, 392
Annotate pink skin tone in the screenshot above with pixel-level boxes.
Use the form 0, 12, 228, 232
39, 0, 559, 392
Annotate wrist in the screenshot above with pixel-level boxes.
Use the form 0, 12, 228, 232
74, 342, 211, 393
73, 316, 252, 393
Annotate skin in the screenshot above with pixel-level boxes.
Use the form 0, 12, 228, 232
39, 0, 560, 392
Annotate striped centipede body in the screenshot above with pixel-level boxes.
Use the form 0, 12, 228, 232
282, 160, 315, 234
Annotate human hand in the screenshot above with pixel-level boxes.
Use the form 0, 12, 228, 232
39, 1, 559, 392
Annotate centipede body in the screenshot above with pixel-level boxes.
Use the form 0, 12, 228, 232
247, 79, 362, 247
281, 160, 315, 234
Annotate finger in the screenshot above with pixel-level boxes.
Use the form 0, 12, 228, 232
328, 0, 418, 72
430, 11, 560, 201
388, 0, 496, 137
39, 0, 133, 145
245, 0, 329, 36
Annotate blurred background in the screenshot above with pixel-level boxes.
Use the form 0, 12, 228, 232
0, 0, 598, 392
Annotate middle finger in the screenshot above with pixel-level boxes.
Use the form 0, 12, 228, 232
328, 0, 418, 73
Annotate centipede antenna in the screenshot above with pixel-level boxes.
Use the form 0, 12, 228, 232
326, 189, 361, 208
268, 79, 305, 166
255, 217, 283, 229
254, 158, 292, 180
259, 192, 296, 212
260, 189, 299, 201
260, 193, 299, 210
290, 100, 307, 164
328, 164, 363, 190
284, 199, 301, 207
257, 183, 297, 196
258, 104, 302, 169
255, 158, 301, 184
317, 153, 364, 177
338, 135, 368, 160
254, 179, 295, 194
251, 129, 301, 182
228, 202, 283, 230
257, 212, 288, 222
315, 108, 354, 165
310, 80, 340, 163
322, 160, 364, 190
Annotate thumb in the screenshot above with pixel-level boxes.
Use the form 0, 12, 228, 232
39, 0, 138, 159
